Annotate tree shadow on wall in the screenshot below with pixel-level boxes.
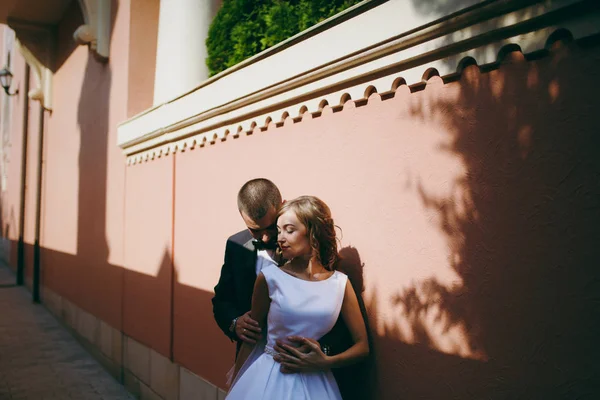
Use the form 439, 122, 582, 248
380, 36, 600, 399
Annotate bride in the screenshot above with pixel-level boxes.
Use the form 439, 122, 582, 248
226, 196, 369, 399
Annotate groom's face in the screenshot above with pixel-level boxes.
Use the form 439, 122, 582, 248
241, 205, 279, 245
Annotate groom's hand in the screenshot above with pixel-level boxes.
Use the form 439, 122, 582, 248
235, 311, 261, 344
273, 336, 329, 374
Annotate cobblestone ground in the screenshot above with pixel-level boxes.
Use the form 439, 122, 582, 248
0, 264, 133, 400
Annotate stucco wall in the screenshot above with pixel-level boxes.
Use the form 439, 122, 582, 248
123, 155, 174, 357
167, 41, 600, 397
41, 0, 128, 329
0, 26, 25, 270
127, 0, 159, 118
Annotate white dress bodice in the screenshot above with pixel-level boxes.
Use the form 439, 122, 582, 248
262, 264, 348, 351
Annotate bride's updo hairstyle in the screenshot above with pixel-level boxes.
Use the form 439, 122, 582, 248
278, 196, 340, 271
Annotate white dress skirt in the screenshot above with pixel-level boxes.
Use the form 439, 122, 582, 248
226, 264, 347, 400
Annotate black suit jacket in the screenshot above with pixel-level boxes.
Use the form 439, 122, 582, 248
212, 230, 258, 354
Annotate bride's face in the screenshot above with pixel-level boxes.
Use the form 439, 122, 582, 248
277, 209, 311, 260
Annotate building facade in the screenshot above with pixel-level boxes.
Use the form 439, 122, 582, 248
1, 0, 599, 399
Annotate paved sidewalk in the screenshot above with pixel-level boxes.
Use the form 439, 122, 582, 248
0, 265, 133, 399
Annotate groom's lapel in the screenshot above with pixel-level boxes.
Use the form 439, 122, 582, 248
243, 238, 258, 278
243, 238, 255, 252
239, 238, 258, 308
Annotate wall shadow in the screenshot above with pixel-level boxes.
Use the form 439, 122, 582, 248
122, 248, 174, 358
377, 38, 600, 398
3, 0, 236, 392
29, 0, 236, 389
40, 0, 120, 324
331, 246, 377, 400
75, 27, 111, 268
173, 266, 235, 388
8, 241, 234, 387
52, 0, 85, 73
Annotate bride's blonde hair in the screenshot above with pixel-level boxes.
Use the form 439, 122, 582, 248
278, 196, 340, 271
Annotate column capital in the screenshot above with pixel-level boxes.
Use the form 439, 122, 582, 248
73, 0, 111, 61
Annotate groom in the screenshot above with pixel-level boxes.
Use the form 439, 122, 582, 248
212, 178, 281, 355
212, 178, 354, 367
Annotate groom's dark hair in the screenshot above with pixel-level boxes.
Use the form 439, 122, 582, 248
237, 178, 282, 221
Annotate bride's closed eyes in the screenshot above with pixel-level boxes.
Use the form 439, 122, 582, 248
277, 225, 296, 234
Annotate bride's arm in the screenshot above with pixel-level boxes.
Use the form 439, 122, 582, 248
233, 272, 271, 378
325, 280, 369, 368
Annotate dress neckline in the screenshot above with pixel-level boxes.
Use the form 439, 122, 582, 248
275, 265, 337, 283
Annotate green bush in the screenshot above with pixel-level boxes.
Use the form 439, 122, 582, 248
206, 0, 362, 77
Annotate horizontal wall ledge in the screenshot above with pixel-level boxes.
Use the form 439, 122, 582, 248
117, 0, 600, 163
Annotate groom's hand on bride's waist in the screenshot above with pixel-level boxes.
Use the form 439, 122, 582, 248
235, 311, 262, 344
273, 336, 330, 374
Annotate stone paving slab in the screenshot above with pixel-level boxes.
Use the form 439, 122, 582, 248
0, 265, 133, 400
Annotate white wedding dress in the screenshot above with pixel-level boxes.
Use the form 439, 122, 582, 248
226, 263, 348, 400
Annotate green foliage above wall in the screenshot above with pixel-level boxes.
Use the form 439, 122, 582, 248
206, 0, 362, 77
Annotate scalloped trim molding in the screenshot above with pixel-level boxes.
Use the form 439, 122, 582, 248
119, 0, 600, 164
74, 0, 111, 61
124, 30, 584, 166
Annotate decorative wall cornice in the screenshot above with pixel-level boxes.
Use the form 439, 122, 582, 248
74, 0, 111, 61
118, 0, 600, 165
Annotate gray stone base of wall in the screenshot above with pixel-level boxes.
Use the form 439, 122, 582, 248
42, 286, 227, 400
0, 238, 10, 266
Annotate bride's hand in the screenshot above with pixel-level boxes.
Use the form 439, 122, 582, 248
273, 336, 330, 373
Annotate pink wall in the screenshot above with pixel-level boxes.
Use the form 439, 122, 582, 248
173, 150, 243, 385
40, 0, 128, 328
170, 41, 600, 397
127, 0, 159, 118
123, 156, 174, 356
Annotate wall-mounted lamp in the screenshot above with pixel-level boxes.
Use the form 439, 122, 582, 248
0, 66, 19, 96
